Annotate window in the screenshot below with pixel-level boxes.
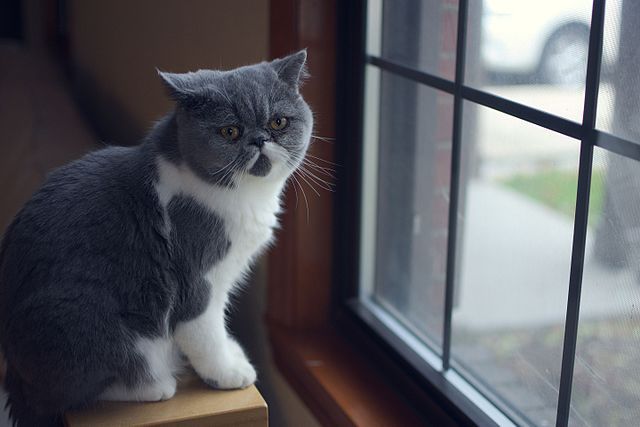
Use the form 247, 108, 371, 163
346, 0, 640, 425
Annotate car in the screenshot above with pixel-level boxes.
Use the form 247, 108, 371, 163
481, 0, 620, 84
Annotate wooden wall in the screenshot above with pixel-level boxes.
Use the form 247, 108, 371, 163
67, 0, 269, 144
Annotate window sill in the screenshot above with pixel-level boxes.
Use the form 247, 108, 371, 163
267, 323, 440, 427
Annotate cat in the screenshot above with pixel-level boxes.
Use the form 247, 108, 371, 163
0, 50, 312, 426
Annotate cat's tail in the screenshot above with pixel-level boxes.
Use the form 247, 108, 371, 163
4, 367, 63, 427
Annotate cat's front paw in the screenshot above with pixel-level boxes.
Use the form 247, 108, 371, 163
203, 356, 257, 390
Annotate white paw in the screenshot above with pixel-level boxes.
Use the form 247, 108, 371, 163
203, 355, 257, 390
147, 376, 177, 401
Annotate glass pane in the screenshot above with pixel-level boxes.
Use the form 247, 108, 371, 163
367, 0, 459, 80
570, 148, 640, 426
452, 102, 581, 425
361, 67, 454, 351
596, 1, 639, 144
466, 0, 592, 121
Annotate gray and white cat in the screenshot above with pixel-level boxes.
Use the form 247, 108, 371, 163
0, 50, 312, 426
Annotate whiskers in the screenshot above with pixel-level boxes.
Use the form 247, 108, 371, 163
211, 148, 338, 225
210, 157, 243, 187
311, 134, 335, 144
287, 152, 337, 223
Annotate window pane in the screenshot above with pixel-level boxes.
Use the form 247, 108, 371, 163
466, 0, 592, 121
361, 66, 453, 351
367, 0, 459, 80
596, 0, 638, 144
569, 148, 640, 426
452, 102, 581, 425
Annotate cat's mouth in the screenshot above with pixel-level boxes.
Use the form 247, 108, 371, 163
244, 141, 293, 178
247, 152, 272, 177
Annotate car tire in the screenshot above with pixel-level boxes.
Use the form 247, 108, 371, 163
538, 24, 590, 85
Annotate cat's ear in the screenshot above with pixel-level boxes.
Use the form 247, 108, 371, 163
157, 69, 198, 102
270, 49, 309, 90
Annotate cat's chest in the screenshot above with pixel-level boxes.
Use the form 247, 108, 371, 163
165, 193, 277, 285
224, 209, 276, 259
155, 158, 284, 289
204, 203, 278, 288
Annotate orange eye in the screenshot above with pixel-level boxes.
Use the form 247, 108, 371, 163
220, 126, 240, 141
269, 117, 288, 130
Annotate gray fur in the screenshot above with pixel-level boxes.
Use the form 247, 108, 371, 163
0, 50, 311, 426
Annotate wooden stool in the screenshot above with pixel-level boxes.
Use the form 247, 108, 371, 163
65, 371, 268, 426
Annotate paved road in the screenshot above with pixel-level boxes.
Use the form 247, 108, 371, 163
454, 180, 639, 331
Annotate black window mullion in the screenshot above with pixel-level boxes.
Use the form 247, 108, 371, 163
594, 129, 640, 162
365, 55, 587, 141
367, 55, 456, 93
460, 85, 584, 140
555, 1, 606, 426
441, 0, 468, 372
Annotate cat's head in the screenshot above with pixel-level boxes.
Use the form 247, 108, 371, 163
158, 50, 312, 186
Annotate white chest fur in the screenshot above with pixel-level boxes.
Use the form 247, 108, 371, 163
155, 157, 285, 294
203, 190, 278, 294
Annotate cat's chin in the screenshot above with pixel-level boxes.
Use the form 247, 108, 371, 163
247, 153, 272, 177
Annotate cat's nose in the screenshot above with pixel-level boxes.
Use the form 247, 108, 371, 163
250, 137, 268, 149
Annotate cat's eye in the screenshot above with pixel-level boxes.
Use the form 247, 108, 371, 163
220, 126, 241, 141
269, 117, 289, 131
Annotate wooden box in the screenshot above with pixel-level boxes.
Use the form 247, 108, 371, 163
65, 372, 267, 427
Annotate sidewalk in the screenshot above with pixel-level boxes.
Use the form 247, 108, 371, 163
453, 180, 638, 331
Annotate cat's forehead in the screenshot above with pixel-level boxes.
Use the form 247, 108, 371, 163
192, 65, 297, 123
193, 65, 273, 95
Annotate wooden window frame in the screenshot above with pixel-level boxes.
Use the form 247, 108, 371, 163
266, 1, 469, 425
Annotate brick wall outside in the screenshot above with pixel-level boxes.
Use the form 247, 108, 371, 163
403, 0, 460, 345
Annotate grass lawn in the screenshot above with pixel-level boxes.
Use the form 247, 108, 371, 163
501, 169, 605, 224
